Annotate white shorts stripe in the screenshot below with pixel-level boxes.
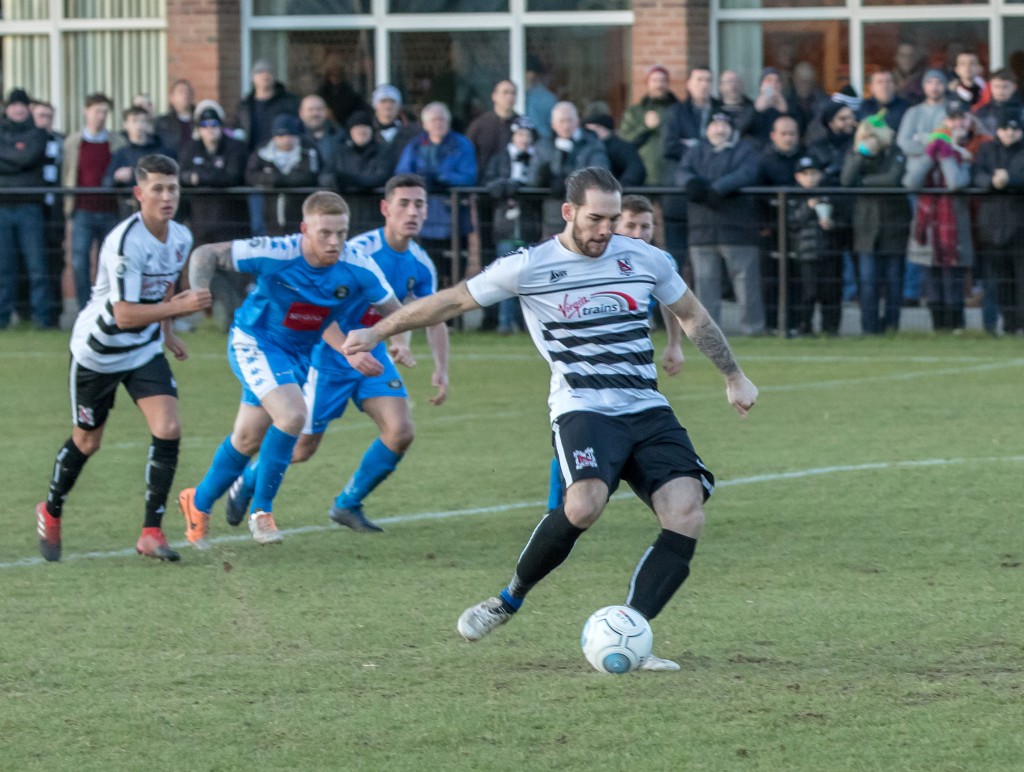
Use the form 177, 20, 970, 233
68, 358, 78, 426
229, 328, 282, 401
552, 421, 573, 493
301, 366, 319, 435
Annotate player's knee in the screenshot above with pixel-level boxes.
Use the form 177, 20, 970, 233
74, 431, 102, 456
274, 408, 306, 436
152, 418, 181, 441
232, 428, 264, 456
381, 421, 415, 453
660, 503, 705, 537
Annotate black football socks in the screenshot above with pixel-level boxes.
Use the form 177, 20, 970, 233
45, 438, 90, 518
626, 529, 697, 620
144, 436, 179, 528
499, 507, 585, 613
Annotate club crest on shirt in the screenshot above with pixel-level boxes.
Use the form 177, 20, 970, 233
617, 257, 633, 276
407, 277, 416, 291
549, 270, 567, 283
573, 447, 597, 470
115, 261, 127, 277
334, 285, 349, 299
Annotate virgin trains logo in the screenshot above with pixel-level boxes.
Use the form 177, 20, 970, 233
558, 291, 638, 320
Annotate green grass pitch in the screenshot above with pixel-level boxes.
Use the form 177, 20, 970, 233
1, 326, 1022, 770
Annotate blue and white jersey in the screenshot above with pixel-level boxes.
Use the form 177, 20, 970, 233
311, 228, 437, 374
466, 234, 688, 422
230, 233, 395, 358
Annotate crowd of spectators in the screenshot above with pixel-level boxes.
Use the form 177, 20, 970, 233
1, 49, 1023, 336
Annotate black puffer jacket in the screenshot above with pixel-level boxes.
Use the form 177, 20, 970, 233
0, 115, 47, 202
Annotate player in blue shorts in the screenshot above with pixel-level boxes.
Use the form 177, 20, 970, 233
226, 174, 450, 532
546, 194, 685, 509
177, 191, 402, 548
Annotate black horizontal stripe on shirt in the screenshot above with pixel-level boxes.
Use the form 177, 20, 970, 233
86, 326, 160, 355
549, 347, 655, 367
519, 276, 657, 297
543, 311, 648, 330
96, 313, 149, 335
543, 326, 651, 346
565, 372, 659, 391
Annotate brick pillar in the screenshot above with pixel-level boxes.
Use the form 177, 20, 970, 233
631, 0, 711, 99
166, 0, 242, 112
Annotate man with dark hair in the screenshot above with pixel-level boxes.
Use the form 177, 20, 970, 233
974, 69, 1022, 136
178, 191, 402, 549
620, 65, 679, 186
0, 87, 51, 329
583, 111, 646, 186
155, 79, 195, 161
342, 166, 758, 670
64, 93, 125, 312
102, 106, 170, 190
226, 174, 449, 533
35, 154, 212, 562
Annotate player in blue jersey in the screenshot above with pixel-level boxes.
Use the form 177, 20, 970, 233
177, 191, 402, 547
546, 194, 685, 510
226, 174, 450, 532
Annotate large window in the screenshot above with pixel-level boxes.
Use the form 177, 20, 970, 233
390, 30, 509, 131
863, 20, 989, 78
0, 4, 165, 132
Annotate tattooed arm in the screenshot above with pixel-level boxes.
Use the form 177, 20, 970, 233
188, 241, 237, 291
665, 289, 759, 417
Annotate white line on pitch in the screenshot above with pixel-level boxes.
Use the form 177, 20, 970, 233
3, 454, 1022, 570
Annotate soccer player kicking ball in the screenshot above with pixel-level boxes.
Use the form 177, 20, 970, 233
225, 174, 449, 533
36, 154, 212, 562
546, 193, 685, 510
343, 167, 758, 670
178, 192, 401, 548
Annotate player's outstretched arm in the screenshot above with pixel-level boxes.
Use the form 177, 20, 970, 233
188, 241, 236, 291
667, 290, 758, 417
342, 282, 480, 356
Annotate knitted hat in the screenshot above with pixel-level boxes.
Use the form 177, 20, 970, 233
6, 88, 30, 107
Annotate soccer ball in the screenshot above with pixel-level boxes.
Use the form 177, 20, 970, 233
580, 605, 653, 674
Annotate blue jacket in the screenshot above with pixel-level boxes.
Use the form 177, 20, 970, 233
395, 130, 477, 240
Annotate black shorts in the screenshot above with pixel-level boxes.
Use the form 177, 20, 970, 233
69, 354, 177, 430
552, 407, 714, 506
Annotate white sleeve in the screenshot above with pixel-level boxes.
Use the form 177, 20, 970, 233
465, 248, 527, 307
650, 246, 687, 306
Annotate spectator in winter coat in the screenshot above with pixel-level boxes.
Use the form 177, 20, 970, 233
154, 79, 195, 161
841, 113, 910, 334
395, 102, 477, 283
235, 59, 301, 153
528, 101, 610, 236
973, 69, 1022, 137
483, 117, 541, 334
583, 111, 646, 186
465, 79, 519, 174
330, 111, 393, 232
971, 107, 1024, 335
102, 106, 171, 189
912, 98, 980, 331
245, 113, 323, 235
0, 88, 51, 328
717, 70, 757, 144
180, 101, 249, 244
371, 84, 420, 171
619, 65, 678, 187
299, 94, 342, 172
858, 71, 910, 133
676, 111, 765, 333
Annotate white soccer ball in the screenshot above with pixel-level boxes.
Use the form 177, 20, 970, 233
580, 605, 653, 674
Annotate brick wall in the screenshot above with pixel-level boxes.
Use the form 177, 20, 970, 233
166, 0, 241, 112
631, 0, 711, 101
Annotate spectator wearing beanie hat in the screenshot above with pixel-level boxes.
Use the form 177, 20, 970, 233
1, 87, 52, 328
245, 112, 324, 235
328, 109, 392, 232
179, 100, 249, 244
620, 64, 679, 185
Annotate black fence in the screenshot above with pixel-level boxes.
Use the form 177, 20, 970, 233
1, 185, 1021, 336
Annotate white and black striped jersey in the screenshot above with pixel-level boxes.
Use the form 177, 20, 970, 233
466, 234, 687, 422
70, 214, 193, 373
